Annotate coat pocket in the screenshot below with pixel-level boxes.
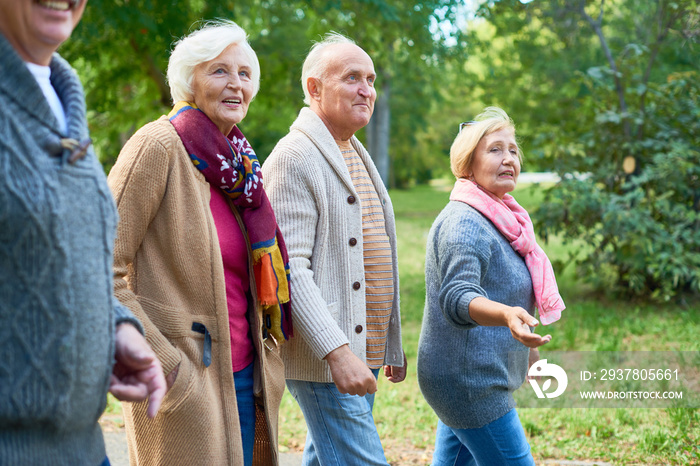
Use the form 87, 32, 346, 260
137, 297, 220, 415
159, 350, 195, 414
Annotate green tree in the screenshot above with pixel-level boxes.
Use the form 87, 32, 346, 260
61, 0, 465, 187
62, 0, 311, 170
305, 0, 466, 186
470, 0, 700, 299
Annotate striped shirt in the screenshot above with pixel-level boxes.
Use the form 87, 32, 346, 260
338, 139, 394, 369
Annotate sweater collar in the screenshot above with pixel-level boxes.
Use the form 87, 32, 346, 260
291, 107, 371, 195
0, 32, 86, 141
290, 107, 389, 200
49, 52, 88, 141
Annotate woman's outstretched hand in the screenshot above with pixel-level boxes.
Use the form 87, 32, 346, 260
507, 307, 551, 348
468, 297, 552, 348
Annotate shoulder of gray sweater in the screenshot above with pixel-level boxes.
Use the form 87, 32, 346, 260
436, 201, 485, 233
444, 201, 503, 241
433, 201, 497, 257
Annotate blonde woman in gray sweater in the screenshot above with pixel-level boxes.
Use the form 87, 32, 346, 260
418, 107, 564, 465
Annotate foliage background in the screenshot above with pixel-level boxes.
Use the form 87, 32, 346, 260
71, 0, 700, 462
60, 0, 466, 182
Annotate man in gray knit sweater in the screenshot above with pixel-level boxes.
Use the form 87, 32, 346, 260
0, 1, 165, 464
263, 33, 406, 465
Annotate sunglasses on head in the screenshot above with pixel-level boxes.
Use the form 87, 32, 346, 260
459, 121, 477, 132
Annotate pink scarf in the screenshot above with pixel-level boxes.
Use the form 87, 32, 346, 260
450, 178, 564, 325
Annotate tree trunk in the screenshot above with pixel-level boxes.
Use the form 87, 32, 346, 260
578, 0, 631, 139
366, 74, 391, 187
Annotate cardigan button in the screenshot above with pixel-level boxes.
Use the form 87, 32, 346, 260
355, 325, 363, 334
349, 237, 357, 246
352, 281, 361, 290
347, 195, 356, 204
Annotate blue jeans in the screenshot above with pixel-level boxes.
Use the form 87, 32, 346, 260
234, 362, 256, 466
432, 409, 534, 466
286, 369, 388, 466
100, 458, 110, 466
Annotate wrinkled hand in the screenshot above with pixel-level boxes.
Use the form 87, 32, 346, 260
383, 350, 407, 383
507, 307, 551, 348
325, 345, 377, 396
110, 323, 166, 418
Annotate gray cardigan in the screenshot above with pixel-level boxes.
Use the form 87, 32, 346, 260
262, 108, 403, 383
0, 34, 139, 465
417, 201, 534, 429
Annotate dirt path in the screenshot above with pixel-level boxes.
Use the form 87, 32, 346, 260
100, 415, 302, 466
101, 416, 612, 466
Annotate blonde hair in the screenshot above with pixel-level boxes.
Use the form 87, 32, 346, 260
449, 106, 522, 179
167, 20, 260, 103
301, 32, 355, 106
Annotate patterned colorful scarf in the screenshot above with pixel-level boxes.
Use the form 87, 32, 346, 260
450, 178, 565, 325
168, 102, 293, 341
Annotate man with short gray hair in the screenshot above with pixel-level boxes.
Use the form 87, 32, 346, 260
262, 33, 406, 465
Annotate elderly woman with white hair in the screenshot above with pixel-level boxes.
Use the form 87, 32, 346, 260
108, 20, 292, 465
417, 107, 564, 465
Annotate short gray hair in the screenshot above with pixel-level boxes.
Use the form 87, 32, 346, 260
300, 32, 355, 106
167, 20, 260, 104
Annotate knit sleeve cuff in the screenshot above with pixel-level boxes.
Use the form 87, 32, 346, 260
113, 298, 145, 335
307, 325, 350, 361
458, 292, 484, 328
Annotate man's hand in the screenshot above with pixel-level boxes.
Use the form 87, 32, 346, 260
383, 350, 407, 383
110, 323, 166, 418
324, 345, 377, 396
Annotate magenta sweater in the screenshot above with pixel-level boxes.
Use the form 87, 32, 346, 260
209, 186, 254, 371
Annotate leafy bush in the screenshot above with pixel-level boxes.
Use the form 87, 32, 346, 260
535, 72, 700, 301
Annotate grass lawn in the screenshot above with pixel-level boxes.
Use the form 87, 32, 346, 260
104, 182, 699, 464
277, 181, 700, 465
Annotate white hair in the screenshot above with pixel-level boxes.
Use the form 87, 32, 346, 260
167, 20, 260, 103
301, 32, 355, 105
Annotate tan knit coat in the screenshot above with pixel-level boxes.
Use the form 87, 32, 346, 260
108, 116, 284, 465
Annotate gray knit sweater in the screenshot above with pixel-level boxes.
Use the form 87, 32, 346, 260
417, 201, 534, 429
0, 34, 139, 465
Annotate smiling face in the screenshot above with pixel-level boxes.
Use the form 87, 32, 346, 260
470, 127, 521, 199
0, 0, 87, 65
308, 43, 376, 141
190, 43, 254, 136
